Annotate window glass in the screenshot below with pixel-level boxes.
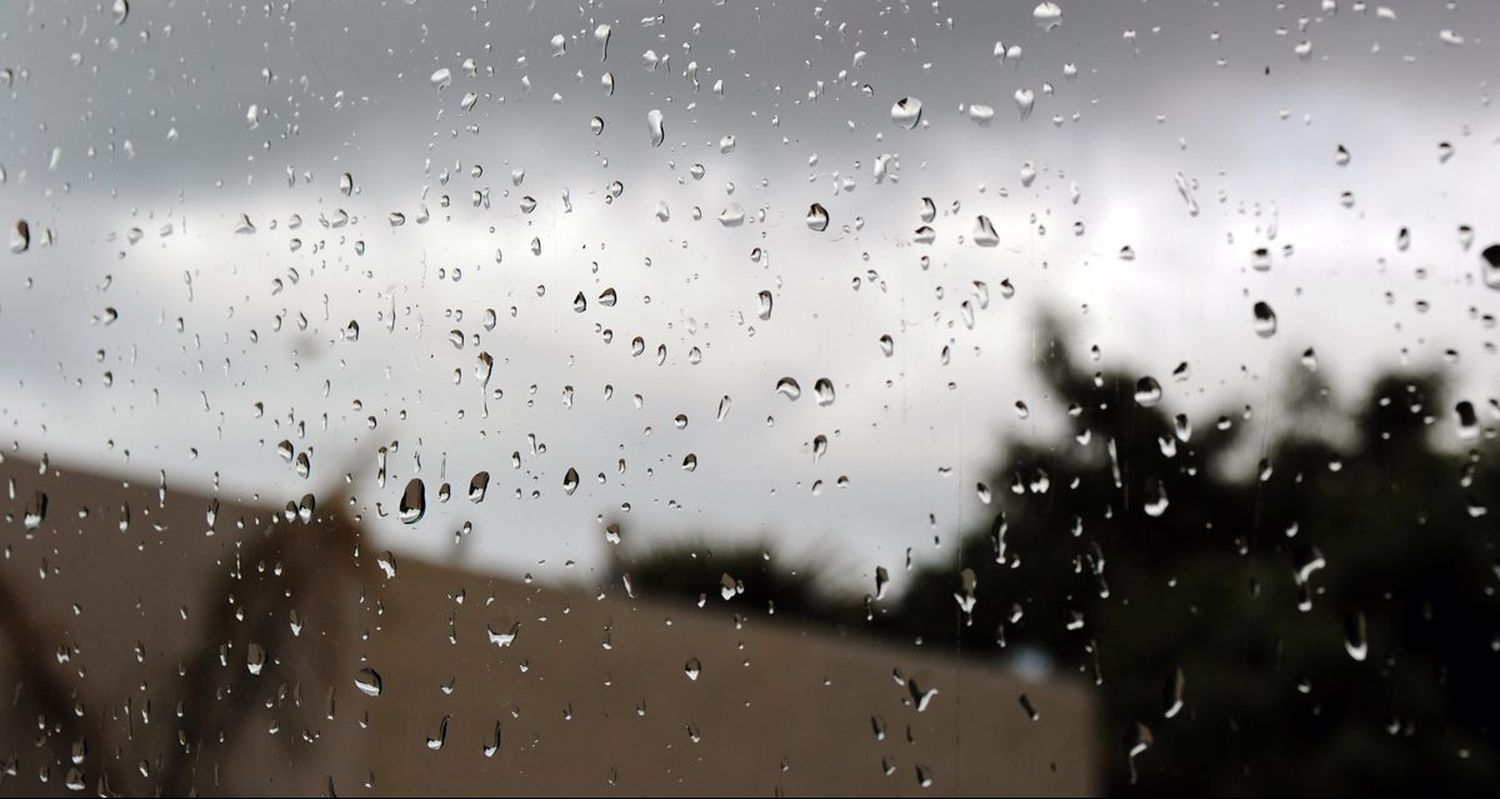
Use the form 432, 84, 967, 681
1, 1, 1497, 794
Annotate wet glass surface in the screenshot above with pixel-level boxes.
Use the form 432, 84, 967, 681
1, 1, 1499, 795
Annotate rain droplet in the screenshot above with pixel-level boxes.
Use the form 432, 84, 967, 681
469, 471, 490, 502
1344, 610, 1368, 662
1252, 301, 1277, 337
684, 657, 702, 681
1163, 667, 1185, 718
890, 96, 922, 129
9, 220, 29, 253
718, 205, 746, 227
1125, 723, 1153, 786
1032, 2, 1062, 30
426, 716, 450, 750
814, 378, 836, 407
1143, 478, 1170, 517
919, 197, 937, 223
1251, 247, 1271, 271
246, 643, 267, 676
486, 621, 520, 647
355, 668, 384, 697
399, 479, 426, 524
22, 492, 46, 530
805, 203, 830, 232
430, 68, 453, 89
1014, 88, 1036, 120
775, 377, 802, 401
1480, 244, 1500, 289
645, 109, 667, 147
973, 215, 999, 247
1455, 401, 1479, 440
1134, 377, 1163, 408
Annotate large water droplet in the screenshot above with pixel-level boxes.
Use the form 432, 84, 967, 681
1134, 377, 1163, 408
805, 203, 830, 232
1032, 2, 1062, 30
355, 668, 384, 697
1481, 244, 1500, 289
775, 377, 802, 400
1163, 667, 1185, 718
814, 378, 836, 406
469, 471, 490, 502
890, 96, 922, 129
646, 109, 666, 147
973, 215, 999, 247
1252, 301, 1278, 337
9, 220, 29, 253
1014, 88, 1036, 120
399, 478, 426, 524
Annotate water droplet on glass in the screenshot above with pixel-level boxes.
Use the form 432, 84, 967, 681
1252, 301, 1278, 337
1032, 1, 1062, 29
246, 643, 267, 676
645, 108, 663, 146
1163, 667, 1185, 718
919, 197, 937, 223
775, 377, 802, 401
1143, 478, 1170, 517
1014, 88, 1036, 120
973, 215, 999, 247
1480, 244, 1500, 289
718, 205, 746, 227
890, 96, 922, 129
1125, 723, 1153, 786
814, 378, 836, 406
1134, 377, 1163, 408
486, 621, 520, 647
426, 716, 450, 750
1344, 610, 1368, 662
805, 203, 830, 232
9, 220, 29, 253
399, 478, 426, 524
355, 668, 384, 697
469, 471, 490, 502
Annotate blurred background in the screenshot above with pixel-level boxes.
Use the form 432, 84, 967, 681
1, 0, 1498, 794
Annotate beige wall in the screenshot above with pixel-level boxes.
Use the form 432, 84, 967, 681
0, 454, 1097, 796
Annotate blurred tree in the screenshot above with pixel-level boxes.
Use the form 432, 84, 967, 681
888, 327, 1500, 795
622, 324, 1500, 795
613, 537, 853, 625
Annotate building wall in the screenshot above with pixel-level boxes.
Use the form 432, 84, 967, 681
0, 454, 1097, 796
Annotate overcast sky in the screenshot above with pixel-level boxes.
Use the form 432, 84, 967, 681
2, 0, 1497, 592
